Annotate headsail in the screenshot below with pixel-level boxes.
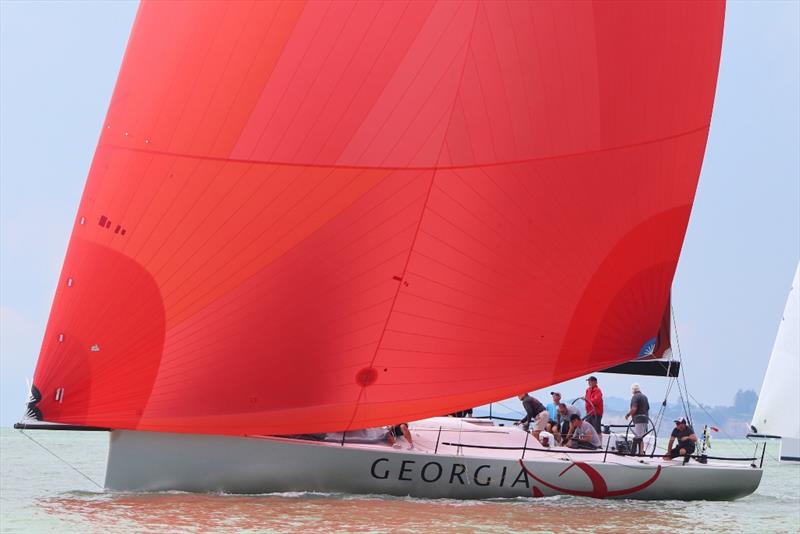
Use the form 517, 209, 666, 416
750, 263, 800, 444
30, 1, 725, 435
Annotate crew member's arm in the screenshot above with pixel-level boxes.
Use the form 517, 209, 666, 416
682, 432, 698, 443
625, 404, 637, 421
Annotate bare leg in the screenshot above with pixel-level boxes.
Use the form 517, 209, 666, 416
400, 424, 414, 448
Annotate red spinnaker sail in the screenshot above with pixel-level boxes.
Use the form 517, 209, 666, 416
31, 0, 725, 435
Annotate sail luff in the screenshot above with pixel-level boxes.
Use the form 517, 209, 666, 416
750, 263, 800, 440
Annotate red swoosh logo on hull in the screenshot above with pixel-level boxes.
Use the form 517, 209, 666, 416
519, 459, 662, 499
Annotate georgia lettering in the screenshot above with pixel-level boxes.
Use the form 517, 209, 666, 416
369, 458, 530, 488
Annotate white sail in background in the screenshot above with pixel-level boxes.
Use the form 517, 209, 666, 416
750, 262, 800, 461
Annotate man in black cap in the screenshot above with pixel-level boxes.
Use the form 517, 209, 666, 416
663, 418, 697, 464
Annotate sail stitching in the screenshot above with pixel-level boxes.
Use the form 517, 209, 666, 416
102, 123, 711, 174
341, 1, 483, 432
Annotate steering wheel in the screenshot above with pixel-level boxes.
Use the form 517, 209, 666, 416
622, 416, 658, 457
571, 396, 594, 422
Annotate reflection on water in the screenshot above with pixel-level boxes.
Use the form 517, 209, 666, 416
43, 491, 688, 534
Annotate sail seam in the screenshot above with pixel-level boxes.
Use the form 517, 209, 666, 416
101, 123, 710, 174
342, 1, 482, 432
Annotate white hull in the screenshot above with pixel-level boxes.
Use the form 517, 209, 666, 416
780, 436, 800, 462
106, 418, 762, 500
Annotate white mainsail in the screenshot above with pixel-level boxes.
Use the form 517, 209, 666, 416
750, 262, 800, 461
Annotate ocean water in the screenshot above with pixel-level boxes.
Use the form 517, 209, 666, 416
1, 428, 798, 534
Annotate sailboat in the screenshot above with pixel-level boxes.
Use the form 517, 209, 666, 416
748, 263, 800, 462
16, 0, 764, 499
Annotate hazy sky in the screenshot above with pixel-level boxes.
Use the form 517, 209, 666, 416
1, 1, 798, 427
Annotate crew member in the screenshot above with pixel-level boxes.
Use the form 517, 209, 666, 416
663, 418, 697, 464
566, 413, 601, 450
387, 423, 414, 450
625, 383, 650, 455
517, 393, 548, 440
557, 402, 579, 444
584, 376, 604, 434
546, 392, 561, 421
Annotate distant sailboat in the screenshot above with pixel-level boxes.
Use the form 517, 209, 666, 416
749, 263, 800, 461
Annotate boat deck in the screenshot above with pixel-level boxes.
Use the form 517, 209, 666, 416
255, 417, 757, 471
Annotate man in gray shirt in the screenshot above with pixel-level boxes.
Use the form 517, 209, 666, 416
566, 414, 601, 449
556, 403, 579, 444
625, 383, 650, 455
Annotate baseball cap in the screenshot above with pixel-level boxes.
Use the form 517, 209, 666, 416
587, 376, 597, 381
550, 391, 561, 396
674, 418, 687, 425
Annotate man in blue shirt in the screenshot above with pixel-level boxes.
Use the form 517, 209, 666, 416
546, 391, 560, 421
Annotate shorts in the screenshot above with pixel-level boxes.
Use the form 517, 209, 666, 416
633, 422, 648, 438
569, 440, 599, 450
669, 441, 696, 458
559, 420, 570, 436
533, 411, 549, 432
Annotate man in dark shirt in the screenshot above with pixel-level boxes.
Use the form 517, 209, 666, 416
517, 393, 548, 440
625, 383, 650, 455
663, 418, 697, 464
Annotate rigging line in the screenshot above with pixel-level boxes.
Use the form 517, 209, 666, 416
17, 430, 103, 490
686, 391, 751, 457
655, 344, 679, 439
744, 436, 781, 463
494, 399, 525, 418
669, 303, 693, 422
655, 376, 676, 441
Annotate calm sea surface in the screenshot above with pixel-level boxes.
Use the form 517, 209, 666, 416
1, 428, 798, 533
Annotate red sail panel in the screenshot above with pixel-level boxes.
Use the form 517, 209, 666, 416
31, 0, 725, 434
653, 296, 673, 358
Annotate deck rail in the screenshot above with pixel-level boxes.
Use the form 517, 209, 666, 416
435, 439, 764, 465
